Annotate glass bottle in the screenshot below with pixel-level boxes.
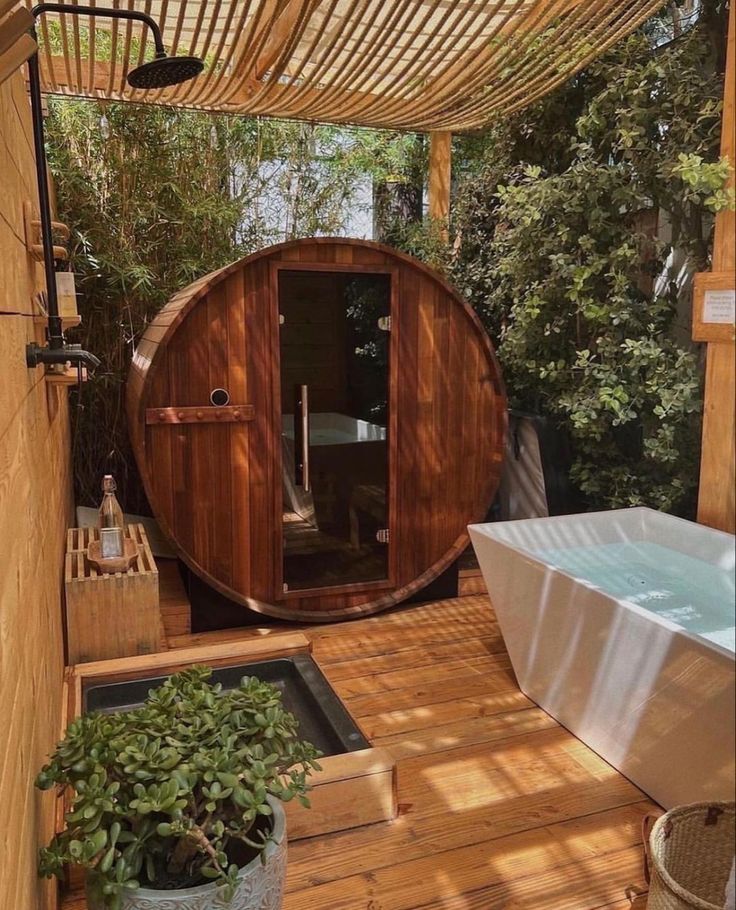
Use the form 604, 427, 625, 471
98, 475, 125, 557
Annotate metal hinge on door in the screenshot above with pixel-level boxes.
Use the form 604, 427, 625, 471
376, 528, 390, 544
377, 316, 391, 332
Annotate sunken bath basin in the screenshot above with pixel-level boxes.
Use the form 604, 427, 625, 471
84, 655, 369, 757
469, 508, 735, 809
65, 637, 396, 841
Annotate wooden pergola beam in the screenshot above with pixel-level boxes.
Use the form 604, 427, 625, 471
253, 0, 305, 79
695, 0, 735, 533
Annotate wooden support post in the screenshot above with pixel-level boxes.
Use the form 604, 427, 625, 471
695, 3, 735, 534
428, 131, 452, 237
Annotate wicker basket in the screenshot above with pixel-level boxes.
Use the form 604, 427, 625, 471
645, 803, 735, 910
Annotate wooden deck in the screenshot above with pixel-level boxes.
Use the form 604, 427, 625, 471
61, 574, 654, 910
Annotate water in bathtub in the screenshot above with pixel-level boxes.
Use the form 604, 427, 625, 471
537, 541, 735, 652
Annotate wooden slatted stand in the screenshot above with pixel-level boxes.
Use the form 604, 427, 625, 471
64, 523, 161, 664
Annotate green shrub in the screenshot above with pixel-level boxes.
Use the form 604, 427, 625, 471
447, 21, 731, 514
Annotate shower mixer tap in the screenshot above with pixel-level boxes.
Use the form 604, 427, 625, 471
26, 342, 101, 371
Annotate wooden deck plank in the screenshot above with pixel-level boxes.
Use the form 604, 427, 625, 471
393, 725, 622, 789
164, 594, 496, 653
282, 804, 651, 910
62, 592, 649, 909
362, 688, 535, 738
284, 778, 646, 893
413, 846, 648, 910
375, 705, 559, 760
322, 632, 506, 679
343, 665, 520, 717
331, 651, 512, 699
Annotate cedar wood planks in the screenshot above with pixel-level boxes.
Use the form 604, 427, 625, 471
0, 70, 72, 910
127, 238, 506, 620
695, 4, 735, 533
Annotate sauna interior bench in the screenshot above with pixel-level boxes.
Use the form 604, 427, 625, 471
60, 564, 655, 910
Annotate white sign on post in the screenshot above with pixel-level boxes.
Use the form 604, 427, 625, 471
703, 288, 736, 324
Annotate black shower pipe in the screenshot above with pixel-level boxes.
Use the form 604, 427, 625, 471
26, 3, 168, 368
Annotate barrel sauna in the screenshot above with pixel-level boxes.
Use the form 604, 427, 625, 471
127, 238, 506, 621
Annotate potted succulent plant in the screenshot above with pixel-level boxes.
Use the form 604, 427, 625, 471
36, 666, 321, 910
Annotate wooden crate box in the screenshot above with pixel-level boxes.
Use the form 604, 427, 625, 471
64, 523, 161, 664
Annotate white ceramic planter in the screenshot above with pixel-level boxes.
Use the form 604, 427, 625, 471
87, 798, 287, 910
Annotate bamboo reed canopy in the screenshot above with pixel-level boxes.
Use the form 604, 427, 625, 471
30, 0, 666, 131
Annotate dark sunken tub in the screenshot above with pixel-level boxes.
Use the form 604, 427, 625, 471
83, 655, 369, 757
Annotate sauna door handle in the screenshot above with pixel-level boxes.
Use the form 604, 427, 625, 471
294, 383, 310, 492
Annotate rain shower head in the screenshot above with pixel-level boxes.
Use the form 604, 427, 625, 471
31, 4, 205, 91
25, 3, 206, 370
127, 54, 204, 89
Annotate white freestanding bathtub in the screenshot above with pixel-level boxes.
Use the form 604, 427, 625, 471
469, 508, 735, 809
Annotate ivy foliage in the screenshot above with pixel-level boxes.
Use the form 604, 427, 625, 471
36, 667, 321, 908
449, 19, 731, 513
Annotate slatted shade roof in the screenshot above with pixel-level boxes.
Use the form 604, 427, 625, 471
29, 0, 666, 131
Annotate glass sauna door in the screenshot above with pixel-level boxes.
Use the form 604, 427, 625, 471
279, 268, 391, 593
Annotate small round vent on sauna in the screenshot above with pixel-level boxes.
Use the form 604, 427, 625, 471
127, 238, 507, 621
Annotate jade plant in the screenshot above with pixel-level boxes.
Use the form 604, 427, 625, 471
36, 666, 321, 908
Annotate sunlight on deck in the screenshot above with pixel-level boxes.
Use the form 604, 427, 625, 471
58, 590, 655, 910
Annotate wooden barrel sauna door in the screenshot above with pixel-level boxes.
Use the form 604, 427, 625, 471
127, 239, 507, 621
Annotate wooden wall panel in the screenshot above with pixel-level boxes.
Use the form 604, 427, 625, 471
0, 70, 73, 910
243, 259, 278, 604
392, 263, 505, 588
136, 258, 280, 608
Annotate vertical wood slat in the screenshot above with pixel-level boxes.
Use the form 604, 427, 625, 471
248, 256, 277, 603
696, 3, 735, 534
146, 346, 175, 539
416, 270, 435, 574
189, 303, 214, 578
207, 281, 234, 586
228, 267, 252, 599
395, 262, 421, 582
387, 258, 400, 588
